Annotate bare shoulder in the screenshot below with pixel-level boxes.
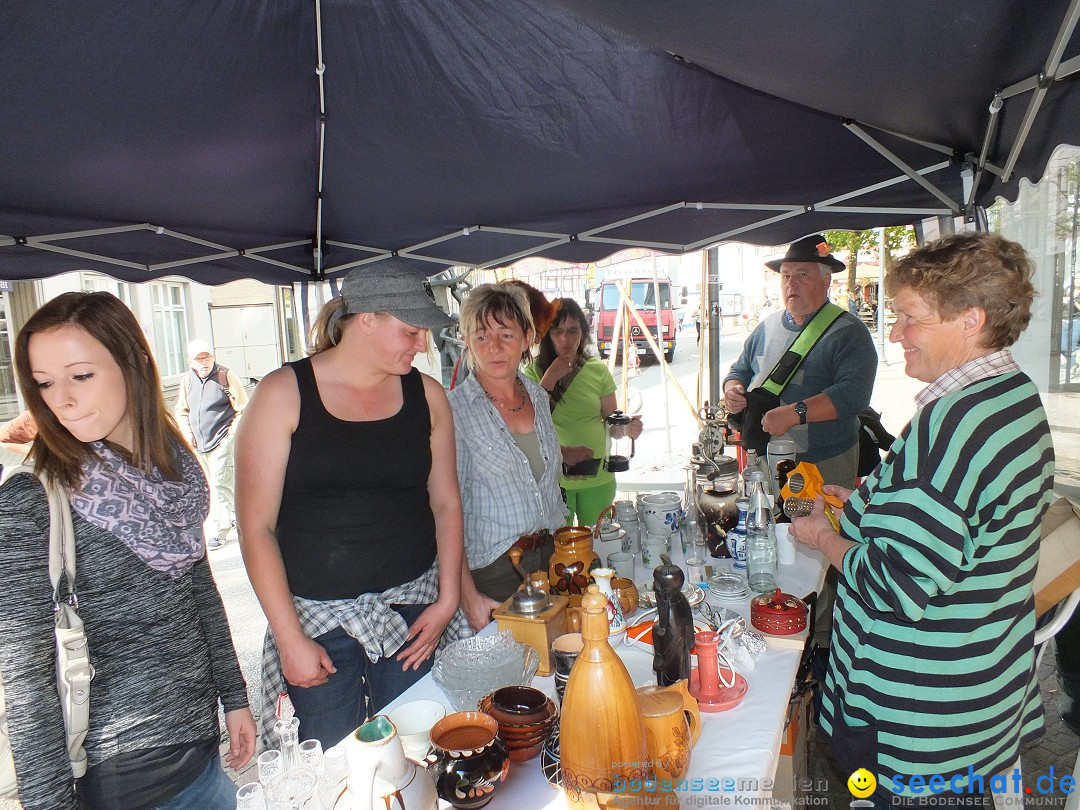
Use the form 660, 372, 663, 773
241, 365, 300, 431
419, 371, 449, 403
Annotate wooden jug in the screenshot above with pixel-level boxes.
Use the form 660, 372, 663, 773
559, 586, 650, 808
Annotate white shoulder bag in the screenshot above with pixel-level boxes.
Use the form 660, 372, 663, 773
0, 466, 94, 800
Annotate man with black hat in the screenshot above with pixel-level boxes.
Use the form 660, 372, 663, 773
723, 234, 876, 488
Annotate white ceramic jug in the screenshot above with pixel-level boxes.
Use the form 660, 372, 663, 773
344, 715, 438, 810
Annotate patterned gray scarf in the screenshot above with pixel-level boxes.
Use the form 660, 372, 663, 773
68, 441, 209, 578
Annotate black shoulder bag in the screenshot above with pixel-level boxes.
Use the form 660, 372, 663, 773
730, 303, 845, 456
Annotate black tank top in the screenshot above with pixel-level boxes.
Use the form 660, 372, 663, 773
276, 359, 437, 600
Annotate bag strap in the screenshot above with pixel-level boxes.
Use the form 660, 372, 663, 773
2, 464, 77, 610
215, 365, 231, 398
549, 360, 583, 412
760, 303, 846, 395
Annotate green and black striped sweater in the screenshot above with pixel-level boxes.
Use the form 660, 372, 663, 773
821, 370, 1054, 797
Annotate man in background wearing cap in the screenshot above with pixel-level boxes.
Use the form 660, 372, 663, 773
723, 234, 877, 488
175, 339, 249, 549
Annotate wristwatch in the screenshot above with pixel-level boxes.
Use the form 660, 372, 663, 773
794, 401, 808, 425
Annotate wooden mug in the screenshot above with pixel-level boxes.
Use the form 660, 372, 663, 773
635, 680, 702, 782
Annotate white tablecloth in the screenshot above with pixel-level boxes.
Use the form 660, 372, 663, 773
384, 540, 827, 807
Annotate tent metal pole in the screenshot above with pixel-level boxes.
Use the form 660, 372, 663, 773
475, 238, 571, 270
313, 0, 328, 276
326, 239, 388, 253
817, 161, 952, 206
149, 252, 240, 272
26, 242, 146, 271
844, 123, 960, 212
31, 223, 150, 241
707, 247, 721, 406
246, 253, 317, 274
1057, 53, 1080, 80
651, 258, 671, 454
578, 202, 686, 238
877, 227, 887, 360
1000, 0, 1080, 181
247, 240, 313, 254
817, 206, 949, 215
969, 93, 1003, 208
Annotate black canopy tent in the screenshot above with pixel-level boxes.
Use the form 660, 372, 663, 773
0, 1, 1078, 285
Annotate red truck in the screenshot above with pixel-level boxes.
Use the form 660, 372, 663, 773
594, 277, 677, 362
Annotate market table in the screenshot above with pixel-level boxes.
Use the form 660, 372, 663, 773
383, 539, 828, 808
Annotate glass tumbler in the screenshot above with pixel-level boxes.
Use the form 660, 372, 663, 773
236, 781, 267, 810
299, 738, 324, 774
257, 749, 283, 786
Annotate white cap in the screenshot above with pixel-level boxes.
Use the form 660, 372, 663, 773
187, 339, 213, 359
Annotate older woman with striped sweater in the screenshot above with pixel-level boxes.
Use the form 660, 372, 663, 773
792, 232, 1055, 809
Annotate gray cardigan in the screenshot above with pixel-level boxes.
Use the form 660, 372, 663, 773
0, 473, 249, 809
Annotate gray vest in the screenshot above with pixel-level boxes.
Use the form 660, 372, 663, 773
186, 364, 235, 452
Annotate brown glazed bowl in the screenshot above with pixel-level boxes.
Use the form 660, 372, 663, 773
489, 686, 550, 724
477, 693, 557, 763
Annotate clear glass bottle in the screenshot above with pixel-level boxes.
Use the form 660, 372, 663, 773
745, 480, 777, 593
274, 716, 303, 772
729, 497, 749, 571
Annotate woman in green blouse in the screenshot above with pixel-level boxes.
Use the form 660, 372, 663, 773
526, 298, 642, 526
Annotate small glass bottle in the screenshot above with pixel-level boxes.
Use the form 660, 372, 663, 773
745, 481, 777, 593
274, 716, 303, 772
729, 497, 749, 571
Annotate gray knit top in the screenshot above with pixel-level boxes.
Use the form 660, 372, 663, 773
0, 472, 249, 809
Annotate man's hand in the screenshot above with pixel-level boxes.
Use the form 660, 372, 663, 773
723, 382, 747, 414
762, 404, 800, 437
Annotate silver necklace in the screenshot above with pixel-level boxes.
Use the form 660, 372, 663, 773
482, 376, 527, 413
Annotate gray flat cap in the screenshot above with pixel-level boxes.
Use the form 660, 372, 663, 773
338, 258, 453, 330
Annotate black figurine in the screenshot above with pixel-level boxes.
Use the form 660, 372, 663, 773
652, 563, 694, 686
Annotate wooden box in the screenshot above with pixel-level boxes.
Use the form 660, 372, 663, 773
492, 593, 570, 676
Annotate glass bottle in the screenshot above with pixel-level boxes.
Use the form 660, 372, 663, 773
652, 565, 694, 687
745, 481, 777, 593
274, 717, 303, 772
729, 497, 749, 571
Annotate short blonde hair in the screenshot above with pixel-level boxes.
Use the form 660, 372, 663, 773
886, 232, 1035, 350
459, 282, 535, 368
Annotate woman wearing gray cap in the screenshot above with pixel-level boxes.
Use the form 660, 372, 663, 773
235, 260, 465, 747
449, 282, 568, 631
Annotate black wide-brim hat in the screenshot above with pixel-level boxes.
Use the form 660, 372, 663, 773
765, 234, 846, 273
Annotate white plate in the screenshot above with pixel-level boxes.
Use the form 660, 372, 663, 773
637, 581, 706, 608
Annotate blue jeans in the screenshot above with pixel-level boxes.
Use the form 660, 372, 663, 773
286, 604, 432, 747
152, 755, 236, 810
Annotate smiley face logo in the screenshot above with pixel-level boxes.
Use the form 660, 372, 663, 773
847, 768, 876, 798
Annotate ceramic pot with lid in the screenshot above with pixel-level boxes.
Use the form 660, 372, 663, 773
749, 588, 808, 635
